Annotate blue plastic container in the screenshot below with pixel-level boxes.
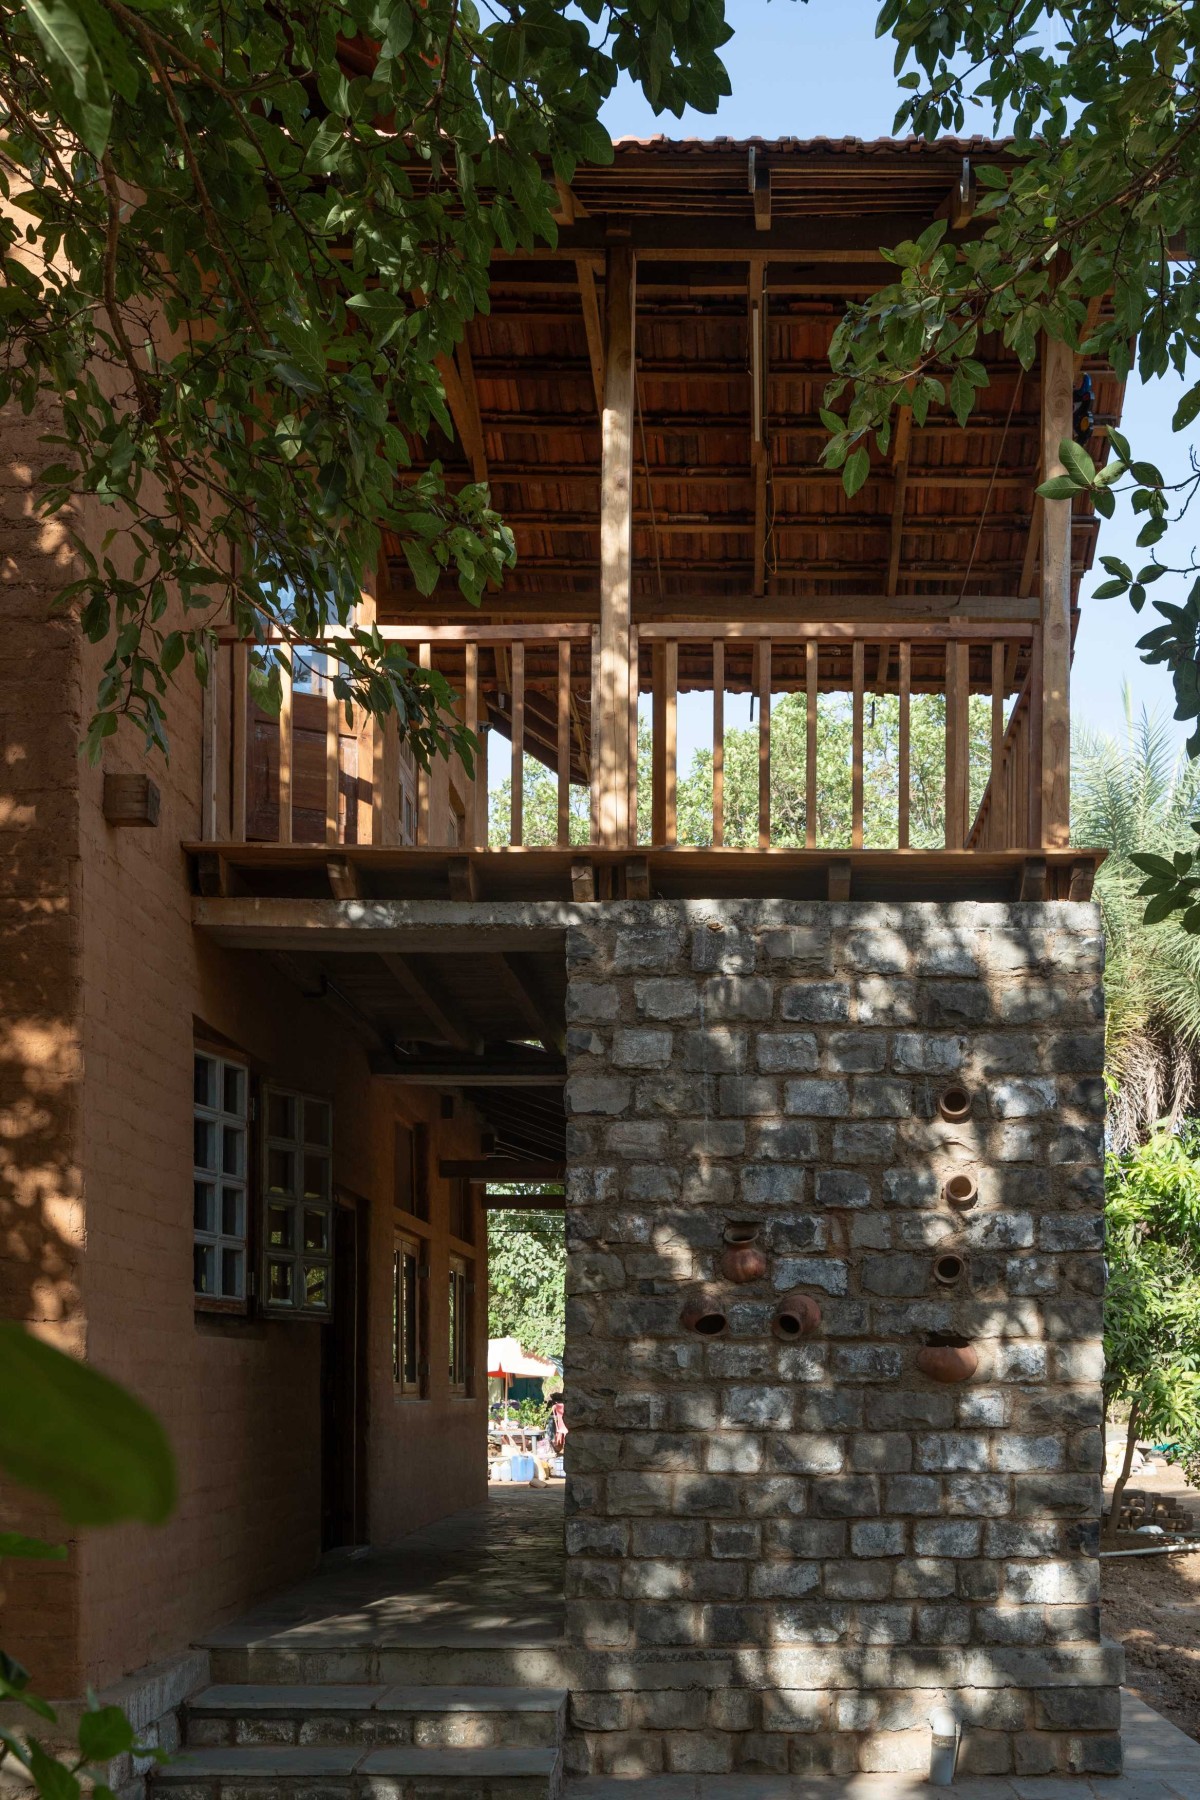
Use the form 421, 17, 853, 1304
508, 1453, 537, 1483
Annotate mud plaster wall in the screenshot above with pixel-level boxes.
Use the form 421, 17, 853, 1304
562, 900, 1122, 1781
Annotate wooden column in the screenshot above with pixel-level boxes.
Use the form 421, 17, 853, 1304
1039, 333, 1074, 847
597, 244, 636, 847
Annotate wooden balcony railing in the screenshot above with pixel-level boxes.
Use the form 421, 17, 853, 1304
200, 618, 1046, 855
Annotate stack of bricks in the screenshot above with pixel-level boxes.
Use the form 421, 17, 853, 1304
562, 899, 1122, 1780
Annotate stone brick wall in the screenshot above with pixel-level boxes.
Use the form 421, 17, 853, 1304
562, 900, 1121, 1780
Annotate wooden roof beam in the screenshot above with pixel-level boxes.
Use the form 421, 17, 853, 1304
369, 1048, 566, 1084
577, 258, 606, 416
492, 951, 566, 1054
749, 262, 768, 597
377, 951, 480, 1052
437, 334, 488, 485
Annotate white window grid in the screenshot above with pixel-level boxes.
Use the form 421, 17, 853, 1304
193, 1052, 248, 1302
262, 1086, 334, 1317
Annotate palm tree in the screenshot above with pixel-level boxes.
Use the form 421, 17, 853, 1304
1073, 691, 1200, 1149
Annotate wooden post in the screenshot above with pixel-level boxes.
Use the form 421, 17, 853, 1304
417, 641, 431, 844
944, 640, 969, 848
628, 624, 640, 843
664, 638, 678, 848
597, 244, 636, 847
805, 640, 818, 849
324, 654, 340, 846
557, 639, 571, 847
464, 642, 480, 850
898, 640, 911, 850
231, 641, 248, 844
1040, 333, 1073, 847
510, 640, 525, 847
851, 640, 864, 850
712, 638, 725, 848
278, 655, 294, 846
990, 639, 1007, 850
757, 638, 771, 850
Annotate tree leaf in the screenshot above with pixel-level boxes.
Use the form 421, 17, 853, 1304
78, 1707, 136, 1764
843, 445, 870, 496
0, 1532, 67, 1560
0, 1325, 175, 1525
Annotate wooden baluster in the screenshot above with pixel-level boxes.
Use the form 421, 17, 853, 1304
374, 711, 400, 847
324, 650, 340, 845
944, 640, 969, 849
757, 637, 771, 850
557, 639, 571, 848
510, 640, 525, 847
712, 638, 725, 848
417, 642, 432, 844
990, 640, 1007, 851
201, 649, 218, 841
231, 641, 248, 843
628, 624, 639, 845
464, 642, 480, 850
664, 638, 678, 848
278, 654, 294, 846
1027, 624, 1043, 849
851, 639, 864, 850
356, 588, 376, 848
898, 640, 911, 850
651, 643, 666, 845
589, 624, 600, 844
805, 640, 818, 849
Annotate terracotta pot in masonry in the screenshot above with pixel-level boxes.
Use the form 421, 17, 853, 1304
916, 1336, 978, 1384
772, 1293, 822, 1340
720, 1221, 766, 1284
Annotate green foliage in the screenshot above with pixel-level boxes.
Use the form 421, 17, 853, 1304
1072, 700, 1200, 1147
0, 1323, 175, 1526
490, 694, 995, 849
0, 1328, 176, 1800
825, 0, 1200, 784
502, 1396, 552, 1428
0, 0, 731, 759
487, 1203, 565, 1364
1104, 1125, 1200, 1487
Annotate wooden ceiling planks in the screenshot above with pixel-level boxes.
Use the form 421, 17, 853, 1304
382, 136, 1125, 652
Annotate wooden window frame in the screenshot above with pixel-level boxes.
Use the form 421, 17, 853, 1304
261, 1084, 335, 1320
193, 1048, 249, 1314
448, 1253, 471, 1396
392, 1230, 427, 1398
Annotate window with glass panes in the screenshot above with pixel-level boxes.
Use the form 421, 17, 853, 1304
392, 1234, 423, 1394
262, 1087, 334, 1316
193, 1052, 248, 1302
449, 1254, 469, 1393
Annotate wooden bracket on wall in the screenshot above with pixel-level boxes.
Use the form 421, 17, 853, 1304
196, 850, 244, 897
448, 857, 480, 901
327, 855, 362, 900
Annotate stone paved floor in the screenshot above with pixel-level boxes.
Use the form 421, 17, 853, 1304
201, 1484, 566, 1649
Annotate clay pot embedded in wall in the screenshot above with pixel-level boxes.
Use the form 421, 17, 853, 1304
932, 1251, 967, 1287
938, 1084, 974, 1123
917, 1334, 978, 1384
943, 1172, 978, 1209
681, 1289, 729, 1337
720, 1221, 766, 1283
771, 1292, 822, 1341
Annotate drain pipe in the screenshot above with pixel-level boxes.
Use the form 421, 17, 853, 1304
929, 1704, 960, 1786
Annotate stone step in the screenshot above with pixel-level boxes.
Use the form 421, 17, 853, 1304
207, 1642, 572, 1689
155, 1743, 562, 1799
184, 1683, 567, 1749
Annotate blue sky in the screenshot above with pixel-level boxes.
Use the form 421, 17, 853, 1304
597, 0, 1192, 754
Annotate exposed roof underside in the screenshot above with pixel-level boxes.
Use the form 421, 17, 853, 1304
381, 137, 1122, 643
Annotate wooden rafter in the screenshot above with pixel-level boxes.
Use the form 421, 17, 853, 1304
577, 259, 606, 414
437, 333, 488, 484
493, 952, 565, 1053
378, 952, 478, 1052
